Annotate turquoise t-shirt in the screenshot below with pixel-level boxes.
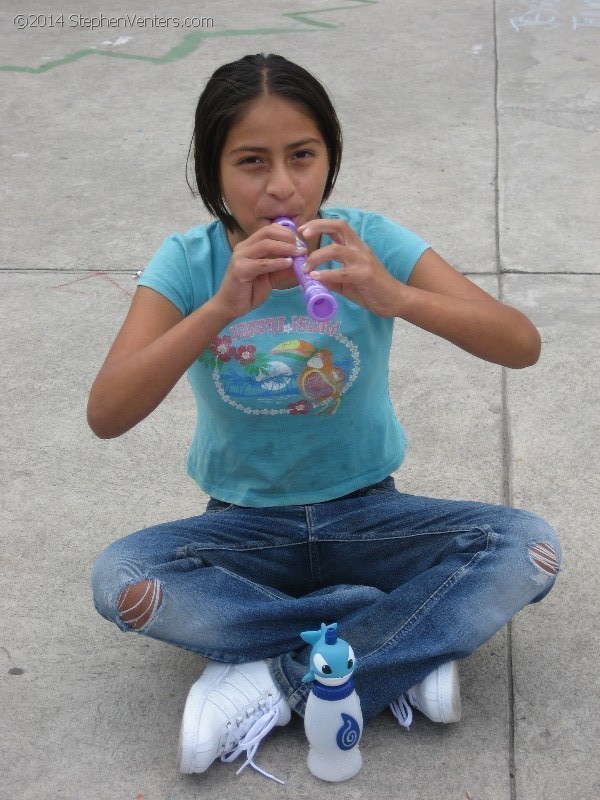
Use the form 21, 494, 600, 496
138, 207, 430, 506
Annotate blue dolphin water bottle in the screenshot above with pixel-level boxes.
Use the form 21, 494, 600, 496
300, 623, 363, 781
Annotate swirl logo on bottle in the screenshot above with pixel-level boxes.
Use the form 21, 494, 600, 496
336, 713, 360, 751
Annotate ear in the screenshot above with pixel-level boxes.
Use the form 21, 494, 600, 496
301, 629, 322, 645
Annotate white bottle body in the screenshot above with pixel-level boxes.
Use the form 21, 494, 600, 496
304, 683, 363, 782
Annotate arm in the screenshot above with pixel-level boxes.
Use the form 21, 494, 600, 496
87, 287, 231, 438
398, 248, 541, 368
299, 219, 541, 369
87, 224, 301, 438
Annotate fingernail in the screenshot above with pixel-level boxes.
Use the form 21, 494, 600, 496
301, 226, 312, 238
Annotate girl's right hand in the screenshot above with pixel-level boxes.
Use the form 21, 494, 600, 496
210, 224, 303, 321
87, 225, 302, 439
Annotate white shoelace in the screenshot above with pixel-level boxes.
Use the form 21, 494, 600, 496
220, 695, 284, 784
390, 693, 413, 730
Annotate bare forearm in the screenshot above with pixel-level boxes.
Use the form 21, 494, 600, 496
88, 300, 231, 438
301, 224, 541, 368
392, 282, 541, 368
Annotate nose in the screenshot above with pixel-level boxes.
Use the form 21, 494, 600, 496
266, 162, 295, 199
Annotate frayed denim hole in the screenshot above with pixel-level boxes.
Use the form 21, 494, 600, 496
527, 541, 560, 585
117, 577, 163, 630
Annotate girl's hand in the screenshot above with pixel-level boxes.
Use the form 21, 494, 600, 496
299, 218, 541, 368
298, 218, 402, 317
211, 224, 304, 321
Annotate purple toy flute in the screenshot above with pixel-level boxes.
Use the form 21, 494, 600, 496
274, 217, 338, 322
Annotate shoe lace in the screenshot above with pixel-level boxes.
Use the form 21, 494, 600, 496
390, 693, 413, 730
220, 693, 284, 784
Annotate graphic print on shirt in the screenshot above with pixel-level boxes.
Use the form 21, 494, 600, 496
197, 314, 360, 417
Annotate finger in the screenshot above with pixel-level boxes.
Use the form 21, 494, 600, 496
298, 218, 358, 245
309, 265, 353, 284
241, 237, 303, 262
257, 222, 306, 246
260, 256, 295, 273
232, 226, 297, 260
305, 242, 351, 270
235, 256, 294, 281
260, 223, 302, 247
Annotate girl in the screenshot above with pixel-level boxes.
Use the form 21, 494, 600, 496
88, 53, 560, 780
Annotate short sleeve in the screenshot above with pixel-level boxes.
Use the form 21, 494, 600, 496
137, 234, 194, 317
362, 213, 430, 284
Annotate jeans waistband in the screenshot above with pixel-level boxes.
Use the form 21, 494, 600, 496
333, 475, 395, 502
208, 476, 395, 510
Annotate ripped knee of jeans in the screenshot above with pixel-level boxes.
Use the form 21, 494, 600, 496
117, 578, 163, 629
527, 541, 560, 584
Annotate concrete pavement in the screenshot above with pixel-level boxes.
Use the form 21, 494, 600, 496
2, 1, 599, 798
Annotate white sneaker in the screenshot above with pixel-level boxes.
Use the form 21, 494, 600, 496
178, 660, 291, 782
391, 661, 461, 728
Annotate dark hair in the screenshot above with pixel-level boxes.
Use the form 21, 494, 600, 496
188, 53, 343, 231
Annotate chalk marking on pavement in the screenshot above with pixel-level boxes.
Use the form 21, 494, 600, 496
1, 1, 378, 73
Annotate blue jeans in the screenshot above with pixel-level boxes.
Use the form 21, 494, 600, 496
91, 477, 560, 720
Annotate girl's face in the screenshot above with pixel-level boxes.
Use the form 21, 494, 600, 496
219, 94, 330, 251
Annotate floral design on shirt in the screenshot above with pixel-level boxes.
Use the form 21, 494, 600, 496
200, 335, 270, 376
198, 319, 360, 417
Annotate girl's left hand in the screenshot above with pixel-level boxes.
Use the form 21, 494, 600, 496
300, 218, 541, 368
298, 218, 402, 317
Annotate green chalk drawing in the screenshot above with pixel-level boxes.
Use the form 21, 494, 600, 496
0, 29, 297, 73
1, 1, 377, 74
283, 0, 377, 30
